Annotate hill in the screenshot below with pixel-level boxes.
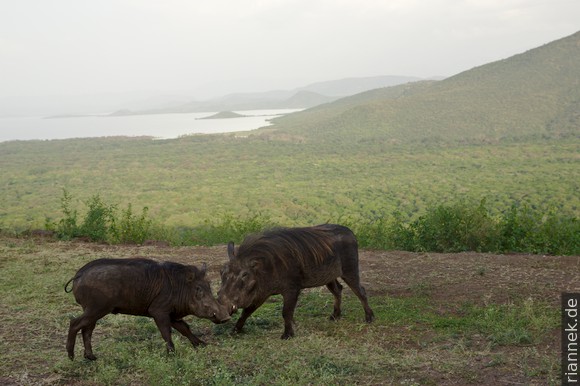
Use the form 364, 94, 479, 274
119, 90, 338, 115
198, 111, 247, 119
296, 75, 424, 96
110, 76, 426, 116
268, 31, 580, 144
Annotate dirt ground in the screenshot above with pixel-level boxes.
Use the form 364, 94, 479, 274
55, 239, 580, 324
91, 242, 579, 307
186, 244, 578, 385
2, 238, 579, 385
112, 242, 580, 385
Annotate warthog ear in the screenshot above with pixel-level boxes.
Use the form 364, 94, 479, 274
187, 264, 206, 282
227, 242, 236, 260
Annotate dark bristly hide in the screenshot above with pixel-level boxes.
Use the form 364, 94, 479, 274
218, 224, 374, 339
65, 258, 230, 360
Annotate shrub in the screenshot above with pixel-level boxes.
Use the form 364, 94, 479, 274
191, 212, 275, 245
46, 190, 578, 254
79, 194, 115, 242
350, 211, 416, 250
498, 203, 579, 255
47, 189, 80, 240
353, 199, 577, 255
410, 199, 498, 252
110, 204, 152, 244
48, 191, 153, 244
345, 212, 391, 250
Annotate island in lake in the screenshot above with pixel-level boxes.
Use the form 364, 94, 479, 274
198, 111, 248, 119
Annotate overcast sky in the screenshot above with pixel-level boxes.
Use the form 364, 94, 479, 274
1, 0, 579, 105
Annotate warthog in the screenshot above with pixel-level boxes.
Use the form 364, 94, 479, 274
65, 258, 230, 360
218, 224, 374, 339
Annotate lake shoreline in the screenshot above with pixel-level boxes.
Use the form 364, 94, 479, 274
0, 109, 302, 142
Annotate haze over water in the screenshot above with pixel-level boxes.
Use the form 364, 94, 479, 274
0, 109, 299, 142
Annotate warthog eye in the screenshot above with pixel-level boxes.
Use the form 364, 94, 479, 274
239, 271, 251, 285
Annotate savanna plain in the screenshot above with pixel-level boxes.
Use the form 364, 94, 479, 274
0, 133, 578, 385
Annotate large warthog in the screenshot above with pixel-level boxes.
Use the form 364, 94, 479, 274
218, 224, 374, 339
65, 258, 230, 360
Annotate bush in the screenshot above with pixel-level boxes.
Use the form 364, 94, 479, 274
80, 194, 115, 242
110, 204, 152, 244
46, 190, 578, 254
46, 189, 80, 240
410, 199, 498, 252
353, 199, 578, 255
498, 203, 579, 255
191, 212, 275, 246
47, 191, 153, 244
348, 211, 415, 251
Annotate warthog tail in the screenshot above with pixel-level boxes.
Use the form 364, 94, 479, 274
64, 277, 76, 293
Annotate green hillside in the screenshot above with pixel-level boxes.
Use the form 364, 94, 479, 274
0, 33, 578, 253
269, 31, 580, 144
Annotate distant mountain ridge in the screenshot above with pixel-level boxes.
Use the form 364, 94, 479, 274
269, 31, 580, 144
296, 75, 424, 96
110, 75, 428, 116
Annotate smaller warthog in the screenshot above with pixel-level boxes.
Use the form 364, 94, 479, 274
65, 258, 230, 360
218, 224, 374, 339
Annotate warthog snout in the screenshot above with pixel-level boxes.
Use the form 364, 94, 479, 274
212, 311, 231, 324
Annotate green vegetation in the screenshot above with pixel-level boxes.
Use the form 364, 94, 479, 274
44, 189, 152, 245
351, 199, 579, 255
1, 136, 578, 246
42, 191, 579, 255
271, 31, 580, 144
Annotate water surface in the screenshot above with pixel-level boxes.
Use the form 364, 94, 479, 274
0, 109, 300, 142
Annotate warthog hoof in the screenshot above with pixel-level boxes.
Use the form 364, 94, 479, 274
84, 353, 97, 361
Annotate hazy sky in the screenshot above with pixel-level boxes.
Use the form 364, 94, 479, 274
1, 0, 579, 103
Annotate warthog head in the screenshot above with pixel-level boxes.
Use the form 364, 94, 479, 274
217, 242, 259, 315
191, 263, 231, 324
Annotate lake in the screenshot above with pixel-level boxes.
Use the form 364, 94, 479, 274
0, 109, 301, 142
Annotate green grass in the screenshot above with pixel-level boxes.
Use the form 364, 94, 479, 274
0, 238, 562, 384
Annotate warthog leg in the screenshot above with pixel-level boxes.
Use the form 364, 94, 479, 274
151, 313, 176, 353
233, 305, 258, 334
281, 289, 300, 339
341, 274, 375, 323
233, 297, 267, 334
67, 309, 107, 360
326, 280, 343, 321
171, 319, 206, 347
